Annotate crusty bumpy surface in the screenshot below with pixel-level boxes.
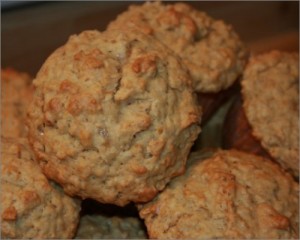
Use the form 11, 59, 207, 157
108, 2, 248, 93
1, 68, 33, 138
75, 214, 146, 239
1, 138, 80, 239
27, 29, 201, 206
242, 51, 299, 177
138, 150, 299, 239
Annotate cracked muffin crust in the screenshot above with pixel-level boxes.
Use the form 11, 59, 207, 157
108, 1, 248, 93
242, 51, 299, 177
1, 138, 80, 239
27, 29, 201, 206
138, 150, 299, 239
75, 214, 146, 239
1, 68, 33, 138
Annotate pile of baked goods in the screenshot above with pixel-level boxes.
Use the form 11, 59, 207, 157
1, 1, 298, 239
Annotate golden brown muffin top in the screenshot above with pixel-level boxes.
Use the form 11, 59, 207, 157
138, 150, 299, 239
242, 51, 299, 177
108, 2, 248, 93
1, 138, 80, 238
27, 29, 201, 206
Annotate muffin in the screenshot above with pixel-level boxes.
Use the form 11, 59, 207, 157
1, 138, 80, 239
108, 1, 248, 123
27, 29, 201, 206
1, 68, 33, 138
223, 51, 299, 177
138, 150, 299, 239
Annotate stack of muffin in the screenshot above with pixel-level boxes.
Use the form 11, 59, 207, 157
1, 2, 298, 239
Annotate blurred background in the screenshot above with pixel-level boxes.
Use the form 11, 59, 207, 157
2, 1, 299, 76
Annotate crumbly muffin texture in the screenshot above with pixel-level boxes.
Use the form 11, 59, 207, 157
27, 29, 201, 206
75, 214, 146, 239
1, 138, 80, 239
108, 1, 248, 93
138, 150, 299, 239
1, 68, 33, 138
242, 51, 299, 177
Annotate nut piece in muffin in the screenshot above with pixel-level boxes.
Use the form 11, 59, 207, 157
1, 138, 80, 239
75, 214, 146, 239
27, 29, 201, 206
108, 1, 248, 93
1, 68, 33, 138
138, 150, 299, 239
224, 51, 299, 177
